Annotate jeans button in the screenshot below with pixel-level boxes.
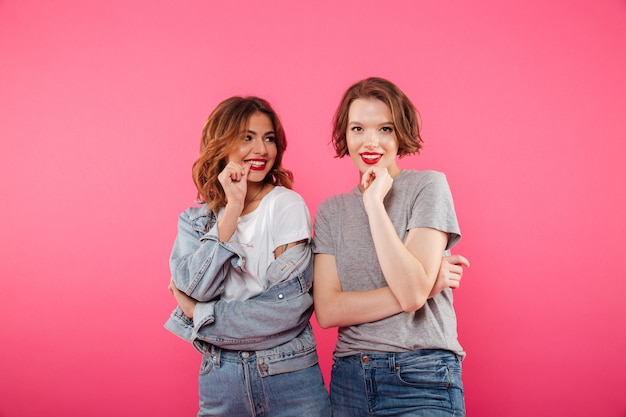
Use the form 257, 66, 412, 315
362, 355, 370, 363
241, 352, 250, 358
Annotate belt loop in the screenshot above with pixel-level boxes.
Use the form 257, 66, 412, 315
210, 344, 222, 368
388, 353, 396, 373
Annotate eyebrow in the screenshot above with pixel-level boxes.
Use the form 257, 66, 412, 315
247, 129, 275, 136
347, 121, 394, 126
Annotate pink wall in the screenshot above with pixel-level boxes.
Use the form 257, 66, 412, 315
1, 0, 625, 416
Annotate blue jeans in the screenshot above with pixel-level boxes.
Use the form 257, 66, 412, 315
198, 349, 331, 417
330, 349, 465, 417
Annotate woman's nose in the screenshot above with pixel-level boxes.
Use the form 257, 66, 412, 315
252, 138, 268, 153
364, 130, 379, 148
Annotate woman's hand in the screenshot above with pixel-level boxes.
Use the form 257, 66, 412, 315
216, 162, 249, 242
429, 254, 470, 297
217, 161, 250, 208
168, 278, 197, 319
361, 166, 393, 206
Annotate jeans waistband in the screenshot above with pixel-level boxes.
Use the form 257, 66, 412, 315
339, 349, 459, 370
204, 344, 257, 364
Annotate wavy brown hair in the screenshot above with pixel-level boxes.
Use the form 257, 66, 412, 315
331, 77, 423, 158
192, 96, 293, 211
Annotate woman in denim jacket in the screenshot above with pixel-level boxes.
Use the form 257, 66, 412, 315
165, 96, 331, 417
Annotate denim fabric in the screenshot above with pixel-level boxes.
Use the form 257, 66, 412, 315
193, 322, 321, 377
170, 206, 245, 301
165, 242, 314, 349
330, 350, 465, 417
197, 344, 331, 417
165, 206, 244, 340
165, 205, 320, 377
190, 243, 314, 352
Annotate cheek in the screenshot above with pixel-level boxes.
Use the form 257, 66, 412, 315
230, 144, 250, 161
345, 136, 359, 153
382, 135, 399, 152
268, 144, 278, 160
225, 153, 238, 164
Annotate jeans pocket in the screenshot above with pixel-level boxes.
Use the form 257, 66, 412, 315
199, 355, 214, 376
396, 360, 451, 388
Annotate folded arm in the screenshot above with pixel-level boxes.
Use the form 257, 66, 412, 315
313, 252, 469, 329
366, 197, 448, 312
168, 243, 314, 351
170, 210, 244, 302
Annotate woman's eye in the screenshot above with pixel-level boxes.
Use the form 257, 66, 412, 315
265, 136, 276, 142
350, 126, 363, 132
381, 126, 393, 133
244, 135, 253, 141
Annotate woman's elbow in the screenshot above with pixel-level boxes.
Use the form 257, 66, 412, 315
313, 307, 336, 329
316, 318, 335, 329
399, 295, 427, 313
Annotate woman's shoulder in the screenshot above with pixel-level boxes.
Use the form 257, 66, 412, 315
397, 169, 449, 189
263, 187, 309, 219
177, 204, 216, 231
180, 204, 209, 219
318, 187, 359, 212
399, 169, 446, 181
270, 186, 307, 205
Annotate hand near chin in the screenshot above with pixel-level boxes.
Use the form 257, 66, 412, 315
218, 162, 250, 206
361, 166, 393, 204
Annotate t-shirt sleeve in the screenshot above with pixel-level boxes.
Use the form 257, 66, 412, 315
271, 191, 312, 249
408, 171, 461, 250
312, 199, 334, 255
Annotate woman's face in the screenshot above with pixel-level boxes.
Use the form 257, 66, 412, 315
346, 98, 400, 176
227, 112, 277, 183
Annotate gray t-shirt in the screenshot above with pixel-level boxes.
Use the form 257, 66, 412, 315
313, 169, 465, 358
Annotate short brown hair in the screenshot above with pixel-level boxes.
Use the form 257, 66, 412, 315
192, 96, 293, 211
331, 77, 423, 158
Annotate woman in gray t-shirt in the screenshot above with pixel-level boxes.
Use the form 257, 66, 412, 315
313, 77, 469, 416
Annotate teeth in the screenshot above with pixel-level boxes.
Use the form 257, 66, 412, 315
248, 161, 265, 167
363, 155, 380, 160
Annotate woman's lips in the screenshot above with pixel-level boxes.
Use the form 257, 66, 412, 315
360, 153, 382, 165
246, 159, 267, 171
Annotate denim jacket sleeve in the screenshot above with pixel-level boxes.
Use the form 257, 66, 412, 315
164, 206, 246, 342
170, 206, 245, 301
189, 243, 315, 352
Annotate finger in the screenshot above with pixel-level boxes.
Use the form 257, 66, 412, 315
218, 167, 233, 183
446, 254, 470, 268
360, 171, 369, 189
361, 169, 376, 189
224, 162, 245, 181
230, 164, 243, 182
227, 163, 248, 183
241, 163, 251, 178
449, 273, 462, 284
447, 264, 463, 276
449, 280, 460, 289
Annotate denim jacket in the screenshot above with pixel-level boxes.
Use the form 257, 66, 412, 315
164, 205, 319, 376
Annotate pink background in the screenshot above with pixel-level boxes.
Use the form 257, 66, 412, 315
2, 0, 626, 416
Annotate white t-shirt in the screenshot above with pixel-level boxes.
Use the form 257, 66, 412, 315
217, 186, 311, 302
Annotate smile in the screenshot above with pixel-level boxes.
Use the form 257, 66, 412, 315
246, 159, 268, 171
360, 153, 382, 165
